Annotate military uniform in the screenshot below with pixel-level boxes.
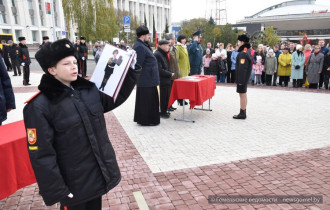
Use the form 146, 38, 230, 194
235, 44, 252, 93
18, 37, 31, 85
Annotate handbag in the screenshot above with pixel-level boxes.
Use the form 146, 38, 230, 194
295, 65, 300, 70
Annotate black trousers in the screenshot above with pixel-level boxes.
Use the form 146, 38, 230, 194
292, 79, 303, 87
159, 86, 170, 114
4, 57, 12, 71
261, 71, 266, 84
23, 65, 30, 84
11, 58, 21, 75
279, 76, 289, 86
319, 72, 324, 88
273, 72, 278, 85
265, 75, 272, 86
79, 59, 87, 77
324, 74, 330, 89
309, 83, 318, 89
60, 196, 101, 210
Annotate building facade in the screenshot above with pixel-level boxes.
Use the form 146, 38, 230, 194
114, 0, 172, 38
0, 0, 67, 44
234, 0, 330, 41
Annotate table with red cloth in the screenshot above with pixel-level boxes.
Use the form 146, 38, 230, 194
168, 75, 216, 122
0, 120, 36, 200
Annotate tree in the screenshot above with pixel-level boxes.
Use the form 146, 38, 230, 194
264, 26, 281, 48
153, 14, 156, 40
63, 0, 119, 42
144, 13, 147, 26
208, 16, 215, 25
164, 18, 169, 34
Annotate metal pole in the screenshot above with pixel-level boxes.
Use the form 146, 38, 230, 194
51, 0, 57, 41
127, 32, 129, 45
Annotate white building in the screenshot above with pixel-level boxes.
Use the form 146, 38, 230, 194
0, 0, 172, 44
114, 0, 172, 38
0, 0, 67, 44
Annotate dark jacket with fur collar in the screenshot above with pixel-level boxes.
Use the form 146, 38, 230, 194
23, 68, 140, 206
235, 43, 252, 86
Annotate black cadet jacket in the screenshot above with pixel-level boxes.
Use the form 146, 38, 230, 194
154, 47, 172, 87
78, 43, 88, 60
23, 66, 141, 206
8, 44, 19, 59
235, 43, 252, 86
18, 43, 31, 65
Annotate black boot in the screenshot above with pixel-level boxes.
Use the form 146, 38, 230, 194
233, 109, 246, 119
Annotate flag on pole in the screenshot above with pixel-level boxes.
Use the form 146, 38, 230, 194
154, 33, 159, 49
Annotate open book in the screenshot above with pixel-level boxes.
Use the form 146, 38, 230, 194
90, 44, 136, 102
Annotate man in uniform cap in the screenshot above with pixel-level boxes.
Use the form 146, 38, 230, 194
18, 37, 31, 85
78, 36, 88, 77
133, 25, 160, 125
188, 30, 203, 75
8, 40, 21, 76
39, 36, 50, 48
233, 34, 252, 119
165, 33, 179, 111
154, 39, 173, 118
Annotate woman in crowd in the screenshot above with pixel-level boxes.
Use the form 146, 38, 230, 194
278, 46, 292, 87
230, 44, 239, 83
252, 44, 265, 85
226, 43, 234, 83
303, 44, 313, 87
203, 49, 212, 75
306, 45, 324, 89
323, 51, 330, 90
209, 53, 220, 82
176, 35, 190, 105
291, 44, 305, 88
264, 49, 277, 86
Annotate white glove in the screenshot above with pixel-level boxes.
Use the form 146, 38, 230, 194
68, 193, 73, 198
126, 49, 136, 56
130, 55, 137, 69
82, 57, 85, 61
21, 62, 25, 66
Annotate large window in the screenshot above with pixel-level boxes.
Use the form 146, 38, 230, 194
3, 29, 9, 34
15, 30, 21, 42
0, 11, 6, 24
32, 31, 37, 42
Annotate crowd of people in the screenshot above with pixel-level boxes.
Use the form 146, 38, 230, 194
201, 39, 330, 90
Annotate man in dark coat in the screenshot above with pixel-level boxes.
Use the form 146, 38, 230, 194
8, 40, 21, 76
188, 30, 203, 75
133, 25, 160, 126
18, 37, 31, 85
0, 54, 15, 125
24, 38, 141, 209
1, 40, 12, 72
78, 36, 88, 77
233, 34, 252, 120
119, 40, 127, 51
154, 39, 174, 118
73, 39, 80, 74
39, 36, 49, 48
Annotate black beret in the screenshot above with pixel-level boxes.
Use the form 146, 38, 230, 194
18, 37, 26, 41
177, 35, 186, 43
136, 25, 150, 37
35, 38, 76, 73
237, 34, 250, 43
80, 36, 86, 40
42, 36, 49, 40
158, 39, 170, 45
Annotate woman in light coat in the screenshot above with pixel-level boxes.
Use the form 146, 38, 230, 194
306, 45, 324, 89
278, 46, 292, 87
176, 35, 190, 78
291, 44, 305, 88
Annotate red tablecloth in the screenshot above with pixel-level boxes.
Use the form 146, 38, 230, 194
0, 120, 36, 200
168, 75, 216, 109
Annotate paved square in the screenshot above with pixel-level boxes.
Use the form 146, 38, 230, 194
113, 86, 330, 173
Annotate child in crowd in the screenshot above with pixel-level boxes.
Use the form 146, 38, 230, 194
264, 49, 278, 86
203, 49, 212, 75
209, 53, 220, 83
253, 55, 264, 85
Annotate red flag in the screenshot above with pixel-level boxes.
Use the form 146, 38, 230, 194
154, 33, 159, 49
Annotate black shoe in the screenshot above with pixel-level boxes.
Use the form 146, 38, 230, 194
272, 84, 277, 86
27, 83, 31, 85
184, 100, 188, 105
13, 74, 17, 76
168, 106, 176, 111
233, 109, 246, 119
160, 113, 170, 119
19, 74, 21, 76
